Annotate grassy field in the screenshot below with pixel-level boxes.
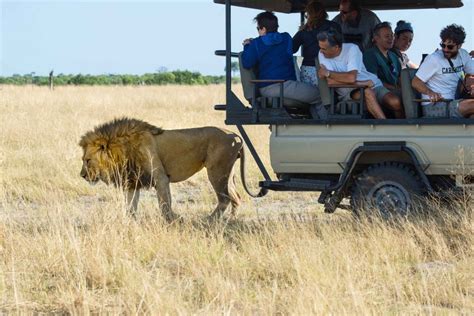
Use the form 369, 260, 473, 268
0, 85, 473, 314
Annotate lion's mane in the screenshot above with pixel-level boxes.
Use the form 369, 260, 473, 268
79, 117, 164, 188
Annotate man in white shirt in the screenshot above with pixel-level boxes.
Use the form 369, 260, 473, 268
332, 0, 381, 52
412, 24, 474, 118
317, 28, 403, 119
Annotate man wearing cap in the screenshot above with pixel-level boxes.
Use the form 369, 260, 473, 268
332, 0, 381, 52
412, 24, 474, 118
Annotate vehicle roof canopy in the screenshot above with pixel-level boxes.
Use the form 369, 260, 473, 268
213, 0, 463, 13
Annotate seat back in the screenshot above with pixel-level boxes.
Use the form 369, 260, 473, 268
238, 52, 258, 102
293, 56, 303, 82
400, 68, 420, 119
314, 57, 331, 106
237, 53, 310, 117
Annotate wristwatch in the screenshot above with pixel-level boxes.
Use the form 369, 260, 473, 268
325, 70, 331, 78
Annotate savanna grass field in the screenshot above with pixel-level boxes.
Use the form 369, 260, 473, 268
0, 85, 473, 314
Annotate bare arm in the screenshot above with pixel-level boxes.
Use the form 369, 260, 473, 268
412, 76, 442, 102
318, 64, 357, 84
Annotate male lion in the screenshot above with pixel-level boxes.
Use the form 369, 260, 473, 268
79, 117, 266, 221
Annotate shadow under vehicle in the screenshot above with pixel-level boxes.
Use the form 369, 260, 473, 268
214, 0, 473, 217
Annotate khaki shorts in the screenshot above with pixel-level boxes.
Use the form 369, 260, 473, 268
422, 100, 463, 118
339, 85, 390, 104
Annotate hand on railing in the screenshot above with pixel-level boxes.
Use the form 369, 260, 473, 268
424, 90, 444, 102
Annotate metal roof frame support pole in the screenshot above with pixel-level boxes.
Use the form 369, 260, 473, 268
225, 0, 231, 104
237, 125, 272, 182
300, 12, 305, 57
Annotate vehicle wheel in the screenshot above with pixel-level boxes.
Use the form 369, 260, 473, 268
350, 162, 425, 218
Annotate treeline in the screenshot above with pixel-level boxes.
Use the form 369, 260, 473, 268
0, 70, 235, 86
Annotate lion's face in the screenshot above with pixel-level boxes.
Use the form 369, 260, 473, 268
80, 144, 112, 185
79, 138, 128, 186
79, 118, 164, 189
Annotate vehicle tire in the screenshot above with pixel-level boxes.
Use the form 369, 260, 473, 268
350, 162, 425, 218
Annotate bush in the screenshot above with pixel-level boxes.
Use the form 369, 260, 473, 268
0, 71, 227, 86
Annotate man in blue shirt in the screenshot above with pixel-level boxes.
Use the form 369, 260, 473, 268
242, 11, 323, 117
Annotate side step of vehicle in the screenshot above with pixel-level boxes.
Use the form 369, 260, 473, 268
260, 178, 331, 191
214, 104, 227, 111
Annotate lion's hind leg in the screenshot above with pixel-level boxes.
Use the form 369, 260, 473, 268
228, 171, 241, 218
207, 166, 241, 220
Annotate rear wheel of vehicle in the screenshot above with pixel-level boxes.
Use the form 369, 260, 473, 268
350, 162, 425, 218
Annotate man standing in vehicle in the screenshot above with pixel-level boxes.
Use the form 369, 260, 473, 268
241, 11, 324, 118
412, 24, 474, 118
332, 0, 381, 52
317, 28, 402, 119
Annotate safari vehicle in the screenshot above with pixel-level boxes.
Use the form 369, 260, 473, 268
214, 0, 473, 217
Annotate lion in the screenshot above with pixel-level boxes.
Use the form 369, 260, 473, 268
79, 117, 266, 222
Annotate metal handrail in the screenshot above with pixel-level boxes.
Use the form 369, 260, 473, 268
215, 50, 239, 58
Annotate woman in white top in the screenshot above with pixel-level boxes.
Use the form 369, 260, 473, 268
391, 21, 418, 69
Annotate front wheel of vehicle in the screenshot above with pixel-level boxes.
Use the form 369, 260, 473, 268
350, 162, 426, 218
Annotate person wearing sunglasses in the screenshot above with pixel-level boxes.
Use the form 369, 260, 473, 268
391, 20, 418, 69
412, 24, 474, 118
362, 22, 404, 118
317, 27, 401, 120
292, 1, 341, 86
332, 0, 380, 52
242, 12, 323, 117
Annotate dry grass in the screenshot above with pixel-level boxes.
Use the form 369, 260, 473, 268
0, 85, 473, 314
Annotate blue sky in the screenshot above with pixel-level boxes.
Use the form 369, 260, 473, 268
1, 0, 473, 76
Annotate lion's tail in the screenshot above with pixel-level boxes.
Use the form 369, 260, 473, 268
239, 144, 268, 198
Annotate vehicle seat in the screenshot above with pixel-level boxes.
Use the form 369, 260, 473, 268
294, 56, 303, 82
315, 57, 366, 119
238, 52, 311, 113
400, 68, 421, 119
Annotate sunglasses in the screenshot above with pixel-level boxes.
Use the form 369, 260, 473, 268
340, 10, 353, 15
440, 43, 457, 50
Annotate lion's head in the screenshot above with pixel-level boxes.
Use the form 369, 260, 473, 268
79, 117, 163, 188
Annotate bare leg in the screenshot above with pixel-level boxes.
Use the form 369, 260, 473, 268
364, 88, 386, 119
458, 99, 474, 118
126, 188, 140, 218
382, 92, 404, 118
352, 89, 386, 119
